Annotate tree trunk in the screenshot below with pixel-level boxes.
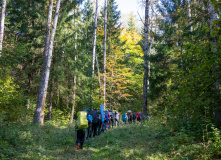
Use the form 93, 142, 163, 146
91, 0, 98, 108
209, 1, 221, 127
34, 0, 61, 124
110, 67, 113, 110
70, 17, 78, 124
103, 0, 107, 110
0, 0, 6, 57
147, 3, 152, 92
143, 0, 149, 117
48, 79, 54, 120
95, 51, 102, 96
70, 74, 76, 124
0, 0, 6, 56
91, 0, 98, 79
188, 0, 193, 40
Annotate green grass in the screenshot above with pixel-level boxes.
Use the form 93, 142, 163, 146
0, 119, 220, 159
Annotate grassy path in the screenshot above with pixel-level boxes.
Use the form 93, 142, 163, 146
0, 120, 218, 159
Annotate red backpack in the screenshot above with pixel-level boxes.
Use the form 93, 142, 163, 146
136, 113, 141, 120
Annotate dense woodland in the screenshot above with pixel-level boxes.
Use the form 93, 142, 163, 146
0, 0, 221, 158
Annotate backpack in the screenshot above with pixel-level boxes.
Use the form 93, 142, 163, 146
122, 114, 127, 121
77, 111, 88, 130
87, 114, 92, 123
100, 105, 104, 122
105, 114, 109, 122
136, 112, 141, 120
127, 110, 131, 117
132, 113, 136, 120
109, 110, 113, 118
91, 110, 99, 123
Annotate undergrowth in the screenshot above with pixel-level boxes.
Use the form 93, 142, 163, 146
0, 119, 220, 159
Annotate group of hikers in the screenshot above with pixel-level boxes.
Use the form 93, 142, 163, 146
75, 105, 142, 150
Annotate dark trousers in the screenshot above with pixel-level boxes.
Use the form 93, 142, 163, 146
77, 129, 85, 149
111, 119, 114, 128
98, 121, 102, 135
92, 122, 98, 137
86, 125, 91, 139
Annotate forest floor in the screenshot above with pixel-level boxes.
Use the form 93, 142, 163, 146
1, 119, 220, 159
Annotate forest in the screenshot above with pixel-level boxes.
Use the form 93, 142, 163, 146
0, 0, 221, 159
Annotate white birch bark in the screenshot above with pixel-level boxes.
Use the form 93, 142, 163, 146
34, 0, 61, 124
103, 0, 107, 110
92, 0, 98, 79
0, 0, 6, 56
143, 0, 149, 116
188, 0, 193, 40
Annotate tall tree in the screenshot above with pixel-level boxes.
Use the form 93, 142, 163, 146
34, 0, 61, 124
0, 0, 6, 55
209, 1, 221, 127
70, 9, 78, 124
143, 0, 149, 116
91, 0, 98, 80
103, 0, 108, 109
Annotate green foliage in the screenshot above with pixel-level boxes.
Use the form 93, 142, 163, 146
0, 68, 26, 122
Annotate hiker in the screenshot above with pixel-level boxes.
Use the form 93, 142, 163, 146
97, 110, 102, 135
75, 111, 88, 150
90, 109, 99, 137
83, 109, 92, 140
136, 112, 141, 122
127, 110, 132, 124
104, 110, 109, 130
86, 111, 93, 139
100, 105, 105, 133
122, 113, 127, 124
115, 111, 120, 127
132, 113, 136, 123
109, 110, 114, 128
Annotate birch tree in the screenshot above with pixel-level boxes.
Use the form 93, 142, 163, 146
143, 0, 149, 116
91, 0, 98, 81
34, 0, 61, 124
0, 0, 6, 56
91, 0, 98, 108
103, 0, 107, 110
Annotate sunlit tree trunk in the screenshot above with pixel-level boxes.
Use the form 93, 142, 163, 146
103, 0, 107, 110
91, 0, 98, 80
91, 0, 98, 108
188, 0, 193, 40
34, 0, 61, 124
143, 0, 149, 116
0, 0, 6, 56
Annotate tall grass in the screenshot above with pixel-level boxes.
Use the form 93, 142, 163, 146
0, 119, 220, 159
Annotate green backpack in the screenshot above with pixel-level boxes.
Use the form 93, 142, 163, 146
77, 111, 88, 130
